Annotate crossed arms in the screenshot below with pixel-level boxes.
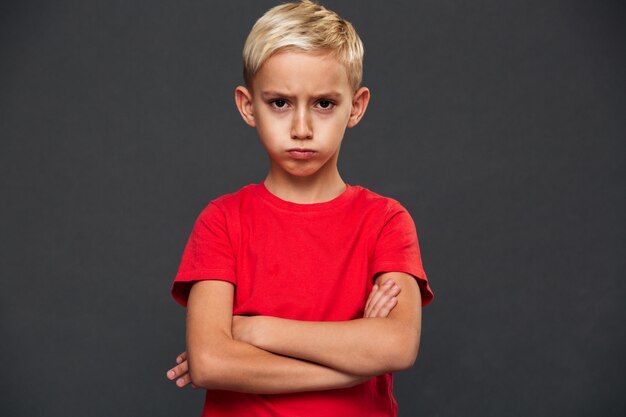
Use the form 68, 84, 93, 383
166, 271, 422, 394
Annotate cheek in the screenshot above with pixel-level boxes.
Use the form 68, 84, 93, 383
327, 106, 352, 131
315, 116, 348, 139
256, 109, 289, 131
255, 112, 278, 131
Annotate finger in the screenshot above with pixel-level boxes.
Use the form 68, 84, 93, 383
167, 359, 189, 380
364, 284, 378, 313
368, 281, 401, 318
176, 351, 187, 364
375, 282, 401, 315
370, 294, 398, 318
375, 296, 398, 318
175, 373, 192, 388
366, 280, 396, 317
364, 285, 381, 318
366, 281, 392, 310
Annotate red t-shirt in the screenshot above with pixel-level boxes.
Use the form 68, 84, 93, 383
172, 182, 434, 417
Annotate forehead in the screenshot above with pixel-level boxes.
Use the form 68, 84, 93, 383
252, 50, 351, 95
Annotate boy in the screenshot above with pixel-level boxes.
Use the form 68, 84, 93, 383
166, 1, 434, 416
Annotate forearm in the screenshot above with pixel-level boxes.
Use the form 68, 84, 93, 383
185, 280, 368, 394
241, 273, 423, 376
188, 332, 368, 394
246, 316, 418, 376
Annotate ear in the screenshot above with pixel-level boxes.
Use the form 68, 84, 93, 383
235, 85, 256, 127
347, 86, 370, 128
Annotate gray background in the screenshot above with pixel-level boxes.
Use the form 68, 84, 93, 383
1, 0, 624, 416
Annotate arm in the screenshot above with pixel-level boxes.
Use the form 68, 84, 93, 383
168, 280, 401, 388
238, 272, 422, 377
181, 279, 368, 394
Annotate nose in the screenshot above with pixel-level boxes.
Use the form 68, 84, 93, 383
290, 107, 313, 140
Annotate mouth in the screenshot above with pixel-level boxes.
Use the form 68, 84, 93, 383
288, 148, 316, 152
287, 148, 316, 160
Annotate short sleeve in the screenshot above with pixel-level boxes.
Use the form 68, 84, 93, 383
371, 202, 434, 306
170, 202, 237, 307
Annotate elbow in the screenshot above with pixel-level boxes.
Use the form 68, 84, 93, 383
393, 347, 418, 372
187, 331, 237, 389
188, 362, 208, 388
385, 330, 420, 372
188, 352, 231, 389
187, 353, 211, 388
386, 348, 417, 373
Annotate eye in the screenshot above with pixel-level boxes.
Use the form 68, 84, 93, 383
316, 100, 335, 110
271, 99, 287, 109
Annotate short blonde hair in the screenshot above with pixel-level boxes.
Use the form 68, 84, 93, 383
243, 0, 364, 91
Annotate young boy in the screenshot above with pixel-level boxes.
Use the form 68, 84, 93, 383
166, 1, 434, 416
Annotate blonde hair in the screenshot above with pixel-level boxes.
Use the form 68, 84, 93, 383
243, 0, 364, 91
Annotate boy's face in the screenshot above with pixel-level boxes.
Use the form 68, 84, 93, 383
235, 50, 369, 181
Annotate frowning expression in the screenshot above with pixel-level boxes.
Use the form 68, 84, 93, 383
236, 50, 369, 180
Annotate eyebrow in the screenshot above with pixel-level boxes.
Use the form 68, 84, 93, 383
260, 90, 344, 100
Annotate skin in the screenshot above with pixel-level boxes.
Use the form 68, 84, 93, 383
165, 50, 423, 393
235, 50, 370, 203
168, 277, 402, 388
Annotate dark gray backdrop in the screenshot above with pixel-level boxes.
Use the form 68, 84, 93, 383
1, 1, 624, 416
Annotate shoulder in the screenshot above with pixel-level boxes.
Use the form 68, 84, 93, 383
350, 185, 410, 221
199, 183, 259, 216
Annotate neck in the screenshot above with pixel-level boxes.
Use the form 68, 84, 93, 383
263, 167, 346, 204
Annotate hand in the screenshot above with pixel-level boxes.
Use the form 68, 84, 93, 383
364, 279, 400, 318
166, 351, 197, 389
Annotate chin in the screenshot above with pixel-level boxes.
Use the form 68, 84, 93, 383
288, 170, 318, 178
283, 166, 322, 177
279, 162, 319, 177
